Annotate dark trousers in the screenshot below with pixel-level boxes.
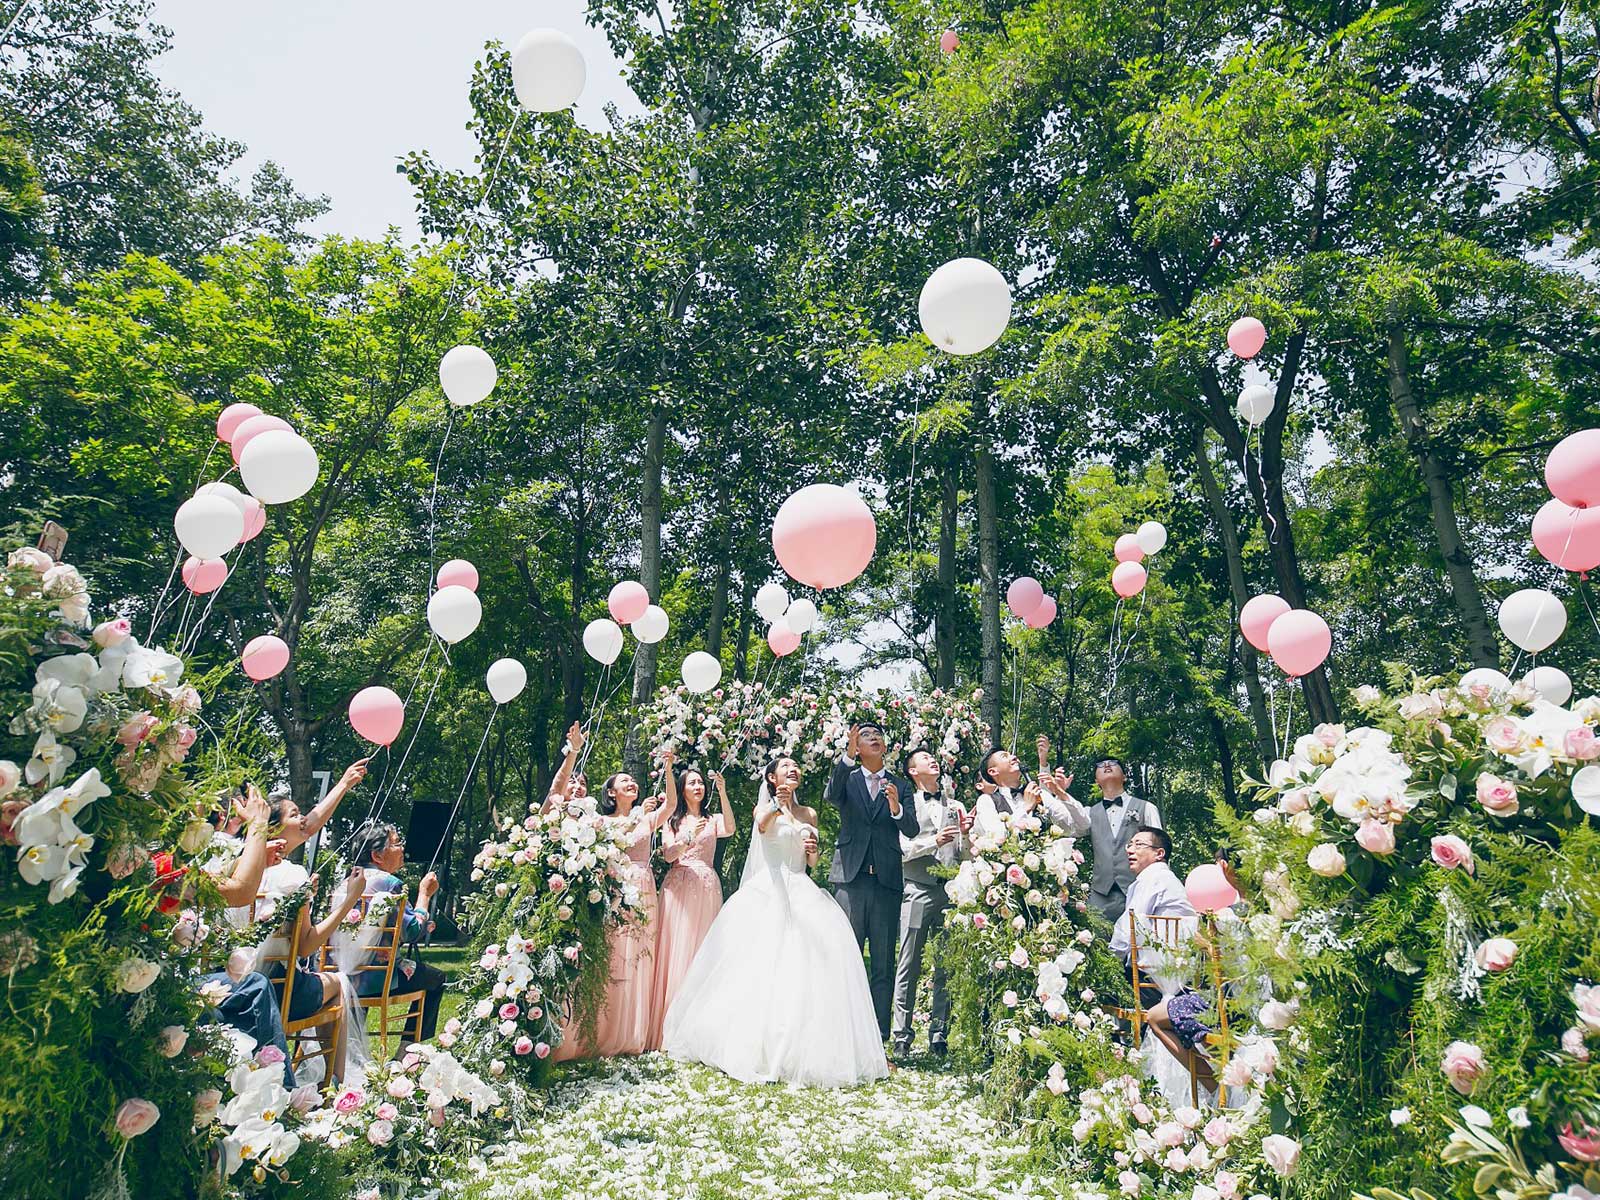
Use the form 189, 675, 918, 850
367, 958, 447, 1050
203, 969, 294, 1088
834, 876, 899, 1040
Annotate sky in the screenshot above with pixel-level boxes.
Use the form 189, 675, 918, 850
150, 1, 643, 242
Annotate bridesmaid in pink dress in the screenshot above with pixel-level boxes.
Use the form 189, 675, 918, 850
648, 753, 735, 1045
553, 765, 676, 1061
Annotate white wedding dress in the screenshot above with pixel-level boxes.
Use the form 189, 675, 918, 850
662, 801, 889, 1087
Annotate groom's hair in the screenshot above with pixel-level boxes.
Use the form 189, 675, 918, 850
978, 748, 1007, 786
900, 745, 935, 777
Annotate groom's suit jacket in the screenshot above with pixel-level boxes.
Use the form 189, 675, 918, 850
825, 758, 920, 890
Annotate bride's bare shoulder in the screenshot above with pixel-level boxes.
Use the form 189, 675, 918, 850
796, 805, 819, 828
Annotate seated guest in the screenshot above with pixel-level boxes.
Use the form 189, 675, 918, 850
1108, 826, 1194, 1008
265, 757, 371, 856
352, 819, 446, 1046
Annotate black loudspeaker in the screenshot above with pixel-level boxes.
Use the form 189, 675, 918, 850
406, 802, 453, 865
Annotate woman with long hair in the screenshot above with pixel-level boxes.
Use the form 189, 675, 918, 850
648, 751, 734, 1045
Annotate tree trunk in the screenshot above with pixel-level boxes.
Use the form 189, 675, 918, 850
1191, 424, 1277, 769
975, 441, 1002, 743
1387, 325, 1499, 667
707, 483, 732, 658
285, 718, 315, 812
624, 406, 667, 777
935, 466, 959, 689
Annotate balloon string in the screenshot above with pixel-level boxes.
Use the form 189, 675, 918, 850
578, 653, 637, 775
1101, 595, 1126, 709
1240, 424, 1279, 547
148, 440, 225, 642
424, 705, 499, 875
1279, 678, 1295, 758
422, 408, 458, 611
1009, 641, 1025, 754
177, 541, 252, 657
1111, 589, 1148, 672
905, 393, 920, 621
1579, 575, 1600, 639
1267, 671, 1280, 752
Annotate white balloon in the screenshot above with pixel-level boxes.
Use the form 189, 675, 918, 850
681, 650, 722, 694
1523, 665, 1573, 707
1136, 520, 1168, 556
918, 257, 1012, 356
486, 657, 527, 704
196, 480, 251, 516
1573, 764, 1600, 816
583, 618, 624, 665
632, 604, 670, 645
427, 585, 482, 645
174, 494, 244, 559
1459, 667, 1513, 692
1236, 384, 1275, 426
755, 581, 790, 623
1498, 588, 1567, 654
439, 345, 497, 408
240, 430, 320, 505
784, 597, 819, 634
511, 29, 587, 112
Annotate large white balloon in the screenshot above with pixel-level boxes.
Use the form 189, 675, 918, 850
632, 604, 670, 645
583, 618, 624, 665
511, 29, 586, 112
1136, 520, 1168, 556
196, 480, 251, 516
681, 651, 722, 694
755, 582, 790, 623
1523, 665, 1573, 707
1459, 667, 1513, 692
439, 345, 498, 408
174, 494, 244, 559
1498, 588, 1567, 654
240, 430, 320, 504
784, 596, 819, 634
918, 258, 1012, 356
427, 585, 482, 645
486, 657, 527, 704
1236, 384, 1275, 426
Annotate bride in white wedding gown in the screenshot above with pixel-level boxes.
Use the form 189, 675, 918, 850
662, 755, 889, 1087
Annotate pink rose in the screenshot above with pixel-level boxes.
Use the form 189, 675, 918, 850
1006, 864, 1027, 885
367, 1119, 394, 1146
1474, 937, 1517, 972
1430, 835, 1474, 875
375, 1102, 398, 1121
92, 618, 132, 649
157, 1025, 188, 1057
172, 685, 202, 714
549, 874, 567, 893
1483, 717, 1524, 755
175, 725, 197, 750
1001, 990, 1019, 1008
499, 1002, 520, 1021
972, 913, 988, 930
473, 999, 494, 1020
1261, 1134, 1301, 1177
1475, 773, 1520, 818
535, 1041, 551, 1059
1131, 1103, 1154, 1125
1214, 1170, 1241, 1199
428, 1107, 446, 1128
333, 1086, 364, 1113
1559, 1122, 1600, 1162
193, 1089, 221, 1125
445, 1017, 462, 1036
255, 1044, 286, 1067
1355, 820, 1396, 856
514, 1036, 534, 1055
290, 1085, 319, 1114
114, 1098, 160, 1139
1202, 1117, 1233, 1147
1441, 1040, 1486, 1094
1562, 1028, 1590, 1060
563, 946, 580, 963
106, 843, 148, 880
115, 712, 159, 748
1565, 727, 1600, 761
529, 1006, 542, 1020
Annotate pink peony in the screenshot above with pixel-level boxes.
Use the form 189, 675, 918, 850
1474, 937, 1518, 972
375, 1102, 399, 1121
1475, 773, 1520, 818
1430, 835, 1475, 875
1355, 820, 1396, 856
334, 1086, 365, 1113
114, 1098, 160, 1139
1559, 1122, 1600, 1162
92, 618, 132, 648
514, 1036, 534, 1056
1441, 1040, 1486, 1094
1565, 727, 1600, 761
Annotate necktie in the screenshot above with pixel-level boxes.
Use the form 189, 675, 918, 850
868, 771, 883, 800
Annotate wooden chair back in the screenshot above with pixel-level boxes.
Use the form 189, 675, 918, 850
257, 901, 343, 1085
347, 890, 427, 1058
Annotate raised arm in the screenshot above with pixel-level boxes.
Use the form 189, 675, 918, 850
295, 869, 366, 958
653, 749, 681, 832
214, 786, 270, 907
710, 770, 734, 837
542, 721, 585, 814
1041, 769, 1090, 835
294, 758, 370, 848
824, 726, 860, 811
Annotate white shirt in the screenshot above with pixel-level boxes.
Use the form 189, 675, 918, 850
900, 789, 957, 861
1098, 790, 1161, 839
993, 783, 1090, 836
1108, 861, 1194, 960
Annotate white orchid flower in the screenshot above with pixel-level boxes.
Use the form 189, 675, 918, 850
18, 842, 67, 885
25, 730, 76, 786
30, 678, 87, 733
122, 646, 184, 690
36, 653, 98, 690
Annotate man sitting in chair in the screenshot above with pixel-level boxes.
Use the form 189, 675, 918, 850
1107, 826, 1194, 1008
352, 820, 446, 1047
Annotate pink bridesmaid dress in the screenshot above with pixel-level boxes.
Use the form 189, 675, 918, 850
648, 813, 730, 1046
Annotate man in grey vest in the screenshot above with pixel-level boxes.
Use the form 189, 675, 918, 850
1086, 757, 1162, 920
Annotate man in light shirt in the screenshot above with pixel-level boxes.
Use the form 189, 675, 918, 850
1108, 826, 1194, 1007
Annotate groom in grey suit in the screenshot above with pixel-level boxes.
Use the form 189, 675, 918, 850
1086, 757, 1162, 919
826, 722, 919, 1041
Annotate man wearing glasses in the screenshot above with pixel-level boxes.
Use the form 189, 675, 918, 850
1086, 757, 1161, 919
1107, 826, 1194, 1000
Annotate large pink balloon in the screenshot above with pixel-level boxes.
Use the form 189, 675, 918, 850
182, 556, 228, 595
1227, 317, 1267, 359
1267, 608, 1331, 677
1024, 594, 1057, 629
608, 580, 649, 625
1185, 864, 1240, 914
238, 498, 266, 543
1006, 576, 1044, 620
230, 414, 292, 464
437, 559, 479, 592
767, 622, 802, 656
1546, 429, 1600, 509
772, 484, 876, 590
349, 686, 405, 747
241, 634, 289, 681
217, 403, 262, 443
1114, 533, 1145, 563
1111, 561, 1147, 598
1239, 593, 1290, 652
1532, 498, 1600, 573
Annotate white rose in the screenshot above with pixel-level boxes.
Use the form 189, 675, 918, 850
1261, 1135, 1300, 1178
1306, 844, 1346, 877
116, 957, 160, 994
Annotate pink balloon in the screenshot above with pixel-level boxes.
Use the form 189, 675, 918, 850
1024, 594, 1057, 629
1114, 533, 1145, 563
772, 484, 876, 590
1227, 317, 1267, 359
240, 634, 289, 681
1267, 608, 1331, 677
767, 622, 802, 656
1111, 561, 1147, 598
182, 556, 228, 595
608, 580, 649, 625
437, 559, 479, 592
349, 685, 405, 746
939, 29, 959, 53
1185, 864, 1239, 914
1239, 593, 1290, 652
238, 498, 266, 543
1006, 576, 1044, 620
217, 403, 262, 443
1546, 428, 1600, 509
230, 414, 292, 464
1532, 498, 1600, 573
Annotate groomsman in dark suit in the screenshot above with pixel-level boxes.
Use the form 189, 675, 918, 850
826, 722, 920, 1042
1086, 757, 1162, 919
